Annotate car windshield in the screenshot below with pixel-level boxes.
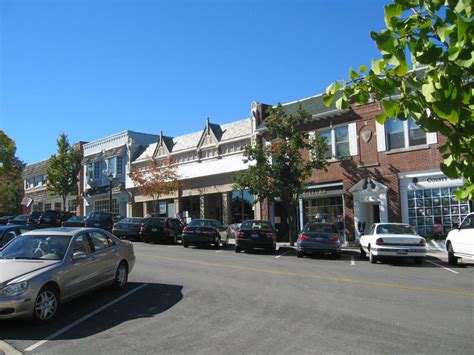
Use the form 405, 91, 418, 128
88, 213, 108, 222
120, 218, 145, 224
241, 221, 273, 230
68, 216, 85, 222
303, 223, 337, 233
376, 224, 417, 235
0, 235, 71, 260
14, 215, 27, 221
188, 219, 219, 228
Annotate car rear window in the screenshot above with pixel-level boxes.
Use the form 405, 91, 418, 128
187, 219, 220, 228
120, 218, 145, 224
68, 216, 86, 222
376, 224, 417, 235
303, 224, 337, 233
240, 221, 272, 230
147, 218, 167, 227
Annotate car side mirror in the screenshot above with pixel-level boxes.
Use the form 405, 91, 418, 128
72, 251, 87, 261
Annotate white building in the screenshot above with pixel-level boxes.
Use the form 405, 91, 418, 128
82, 131, 159, 217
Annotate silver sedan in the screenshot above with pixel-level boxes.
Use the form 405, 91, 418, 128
0, 227, 135, 323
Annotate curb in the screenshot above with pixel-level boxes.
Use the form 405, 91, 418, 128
0, 341, 22, 355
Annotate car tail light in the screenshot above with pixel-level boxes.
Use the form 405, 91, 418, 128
298, 234, 309, 241
183, 227, 192, 233
419, 239, 426, 247
330, 235, 340, 242
236, 231, 245, 238
265, 232, 273, 238
375, 238, 385, 245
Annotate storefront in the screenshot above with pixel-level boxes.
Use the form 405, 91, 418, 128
298, 182, 345, 240
399, 170, 471, 237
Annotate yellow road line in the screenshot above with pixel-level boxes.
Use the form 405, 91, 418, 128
144, 253, 474, 298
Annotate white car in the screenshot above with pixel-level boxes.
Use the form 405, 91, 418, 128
445, 213, 474, 265
360, 223, 427, 264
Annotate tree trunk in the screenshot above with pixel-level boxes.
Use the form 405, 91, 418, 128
285, 201, 296, 246
62, 196, 67, 212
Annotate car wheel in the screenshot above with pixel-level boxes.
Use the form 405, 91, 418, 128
33, 285, 59, 323
172, 236, 177, 245
414, 257, 424, 265
447, 243, 458, 265
214, 241, 220, 249
266, 247, 276, 254
235, 246, 241, 253
360, 246, 366, 258
183, 242, 189, 248
113, 262, 128, 290
369, 247, 378, 264
297, 251, 304, 258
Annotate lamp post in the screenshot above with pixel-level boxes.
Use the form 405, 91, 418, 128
108, 174, 114, 213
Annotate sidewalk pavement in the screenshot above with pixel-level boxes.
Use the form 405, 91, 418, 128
0, 341, 21, 355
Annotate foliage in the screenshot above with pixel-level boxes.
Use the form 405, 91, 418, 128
129, 157, 181, 213
0, 130, 25, 214
322, 0, 473, 200
46, 134, 83, 211
233, 105, 329, 245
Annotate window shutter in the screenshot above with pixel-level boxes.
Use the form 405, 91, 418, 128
375, 122, 386, 152
426, 132, 437, 145
348, 123, 358, 156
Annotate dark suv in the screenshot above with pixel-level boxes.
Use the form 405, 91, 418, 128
37, 210, 75, 228
85, 212, 121, 232
27, 211, 43, 227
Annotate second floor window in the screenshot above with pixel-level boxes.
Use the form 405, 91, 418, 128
107, 156, 123, 176
93, 162, 101, 179
319, 126, 350, 159
386, 118, 426, 150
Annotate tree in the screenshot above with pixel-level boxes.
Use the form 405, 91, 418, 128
233, 105, 329, 245
46, 134, 83, 212
322, 0, 473, 200
0, 130, 25, 215
129, 157, 181, 214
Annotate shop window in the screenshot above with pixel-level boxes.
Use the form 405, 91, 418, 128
94, 199, 119, 214
386, 118, 426, 150
44, 203, 52, 211
407, 186, 469, 236
68, 199, 77, 212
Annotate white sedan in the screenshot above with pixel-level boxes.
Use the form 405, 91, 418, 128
360, 223, 427, 264
445, 213, 474, 265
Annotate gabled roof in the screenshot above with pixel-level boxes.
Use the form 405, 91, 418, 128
134, 118, 251, 162
22, 159, 49, 178
153, 131, 175, 158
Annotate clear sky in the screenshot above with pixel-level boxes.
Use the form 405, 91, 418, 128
1, 0, 390, 164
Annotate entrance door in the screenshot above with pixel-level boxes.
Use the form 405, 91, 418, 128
358, 202, 380, 235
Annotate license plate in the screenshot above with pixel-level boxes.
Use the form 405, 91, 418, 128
195, 229, 201, 233
397, 250, 408, 255
251, 233, 259, 238
151, 228, 157, 232
313, 237, 323, 241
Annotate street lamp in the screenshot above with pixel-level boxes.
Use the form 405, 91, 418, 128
108, 174, 114, 213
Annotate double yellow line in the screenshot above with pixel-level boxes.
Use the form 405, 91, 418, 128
148, 254, 474, 298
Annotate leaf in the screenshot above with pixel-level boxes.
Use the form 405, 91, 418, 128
432, 101, 459, 124
375, 112, 387, 124
371, 30, 395, 52
358, 65, 368, 73
322, 93, 334, 108
384, 4, 403, 29
350, 68, 359, 80
421, 81, 436, 102
436, 24, 455, 42
447, 46, 461, 61
382, 100, 400, 117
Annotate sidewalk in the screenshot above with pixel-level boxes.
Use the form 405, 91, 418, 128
0, 341, 21, 355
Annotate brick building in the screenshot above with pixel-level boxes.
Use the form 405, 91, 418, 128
253, 96, 470, 242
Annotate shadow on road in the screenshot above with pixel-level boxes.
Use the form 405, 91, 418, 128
0, 282, 183, 343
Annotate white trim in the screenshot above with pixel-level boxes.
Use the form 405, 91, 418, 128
348, 123, 358, 156
427, 132, 438, 145
375, 121, 386, 152
305, 182, 343, 190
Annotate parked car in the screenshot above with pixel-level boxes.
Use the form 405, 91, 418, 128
139, 217, 184, 244
234, 220, 276, 254
7, 214, 29, 226
27, 211, 43, 227
0, 225, 35, 248
37, 211, 75, 228
445, 213, 474, 265
296, 222, 341, 258
84, 212, 121, 232
62, 215, 86, 227
113, 217, 147, 241
359, 223, 427, 264
0, 227, 135, 322
181, 219, 228, 248
0, 216, 15, 225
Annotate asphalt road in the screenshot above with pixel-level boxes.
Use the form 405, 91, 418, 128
1, 243, 473, 354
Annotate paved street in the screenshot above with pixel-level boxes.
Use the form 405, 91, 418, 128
1, 242, 473, 354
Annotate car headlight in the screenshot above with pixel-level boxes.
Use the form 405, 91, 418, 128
0, 281, 28, 297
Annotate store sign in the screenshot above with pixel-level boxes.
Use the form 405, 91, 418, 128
302, 189, 327, 197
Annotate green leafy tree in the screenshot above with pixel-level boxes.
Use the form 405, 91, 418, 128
233, 105, 329, 245
323, 0, 473, 200
46, 134, 83, 211
0, 130, 25, 214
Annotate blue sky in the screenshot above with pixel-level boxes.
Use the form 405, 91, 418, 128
1, 0, 390, 164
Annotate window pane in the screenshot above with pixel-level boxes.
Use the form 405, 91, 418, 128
116, 157, 123, 174
335, 126, 349, 158
408, 118, 426, 146
320, 130, 332, 158
386, 119, 405, 150
108, 157, 116, 176
89, 232, 110, 252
